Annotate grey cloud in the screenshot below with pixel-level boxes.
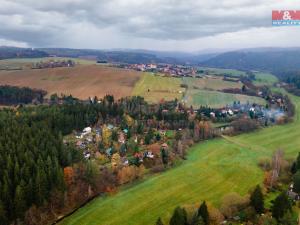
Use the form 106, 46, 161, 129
0, 0, 300, 48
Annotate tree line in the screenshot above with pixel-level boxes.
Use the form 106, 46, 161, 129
0, 85, 46, 105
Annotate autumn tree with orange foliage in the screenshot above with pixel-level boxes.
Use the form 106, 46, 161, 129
63, 167, 74, 187
117, 165, 145, 185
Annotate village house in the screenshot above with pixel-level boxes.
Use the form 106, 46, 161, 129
82, 127, 92, 135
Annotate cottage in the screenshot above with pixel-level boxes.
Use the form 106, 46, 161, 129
227, 109, 234, 116
118, 132, 125, 143
75, 133, 83, 139
159, 130, 167, 136
210, 112, 216, 118
83, 127, 92, 135
287, 190, 300, 201
84, 152, 91, 160
107, 124, 114, 130
145, 151, 154, 159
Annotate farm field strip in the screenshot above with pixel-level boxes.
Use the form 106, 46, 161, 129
133, 73, 266, 108
0, 65, 143, 100
253, 72, 278, 86
185, 89, 266, 108
197, 67, 246, 77
182, 76, 242, 91
132, 73, 185, 103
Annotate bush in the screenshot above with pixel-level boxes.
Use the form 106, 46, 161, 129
231, 118, 260, 134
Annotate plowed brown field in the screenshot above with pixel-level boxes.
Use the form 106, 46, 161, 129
0, 65, 142, 99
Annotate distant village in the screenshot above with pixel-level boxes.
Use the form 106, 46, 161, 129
32, 59, 76, 69
114, 63, 198, 77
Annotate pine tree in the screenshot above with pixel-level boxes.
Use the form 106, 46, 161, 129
13, 185, 26, 219
291, 161, 297, 174
0, 200, 8, 225
198, 201, 209, 225
250, 185, 264, 214
161, 148, 168, 166
296, 152, 300, 170
293, 170, 300, 193
169, 207, 187, 225
272, 192, 291, 221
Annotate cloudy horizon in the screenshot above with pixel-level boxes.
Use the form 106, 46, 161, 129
1, 0, 300, 52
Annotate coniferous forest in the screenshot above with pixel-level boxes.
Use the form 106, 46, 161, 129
0, 85, 46, 105
0, 109, 81, 224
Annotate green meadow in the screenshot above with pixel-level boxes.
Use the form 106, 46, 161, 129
186, 89, 266, 108
197, 67, 246, 77
132, 73, 185, 103
253, 72, 278, 86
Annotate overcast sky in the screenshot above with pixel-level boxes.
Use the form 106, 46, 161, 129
1, 0, 300, 52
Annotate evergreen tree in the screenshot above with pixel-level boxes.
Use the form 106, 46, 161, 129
293, 170, 300, 193
0, 201, 8, 225
250, 185, 264, 214
169, 206, 187, 225
271, 192, 292, 221
161, 148, 168, 166
296, 152, 300, 170
291, 161, 297, 174
137, 122, 144, 134
198, 201, 209, 225
13, 185, 26, 219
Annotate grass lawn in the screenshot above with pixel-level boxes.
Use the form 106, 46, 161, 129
132, 73, 185, 103
185, 89, 266, 108
253, 72, 278, 86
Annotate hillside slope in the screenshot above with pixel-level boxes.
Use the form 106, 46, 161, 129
200, 48, 300, 72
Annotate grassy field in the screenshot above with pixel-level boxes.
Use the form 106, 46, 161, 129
197, 67, 246, 77
185, 89, 266, 108
0, 65, 143, 100
253, 72, 278, 86
132, 74, 265, 108
132, 73, 185, 102
182, 76, 242, 91
60, 90, 300, 225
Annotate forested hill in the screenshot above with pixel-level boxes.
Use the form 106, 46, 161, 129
200, 48, 300, 72
0, 47, 214, 64
0, 47, 48, 60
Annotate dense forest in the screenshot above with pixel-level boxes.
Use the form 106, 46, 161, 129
273, 70, 300, 96
0, 47, 48, 60
200, 48, 300, 71
0, 109, 81, 224
0, 85, 46, 105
